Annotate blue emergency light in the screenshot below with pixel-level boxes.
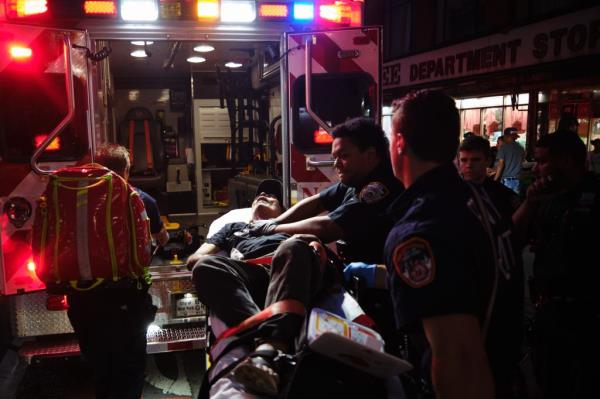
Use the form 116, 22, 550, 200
293, 2, 314, 22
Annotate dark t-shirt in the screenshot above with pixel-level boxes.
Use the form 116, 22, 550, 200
319, 162, 403, 264
384, 164, 522, 394
496, 141, 525, 178
207, 222, 290, 260
135, 188, 163, 234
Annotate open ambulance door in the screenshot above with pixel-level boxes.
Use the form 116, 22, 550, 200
283, 27, 381, 206
0, 23, 94, 298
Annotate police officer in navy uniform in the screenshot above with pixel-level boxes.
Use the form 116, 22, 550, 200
250, 117, 403, 265
513, 131, 600, 399
384, 90, 523, 399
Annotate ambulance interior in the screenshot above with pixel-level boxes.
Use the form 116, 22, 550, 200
102, 39, 281, 217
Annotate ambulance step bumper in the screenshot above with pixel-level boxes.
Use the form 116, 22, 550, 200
19, 324, 207, 364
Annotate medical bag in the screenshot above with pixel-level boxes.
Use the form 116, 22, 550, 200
32, 165, 152, 292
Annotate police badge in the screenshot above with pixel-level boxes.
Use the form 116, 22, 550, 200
359, 181, 389, 204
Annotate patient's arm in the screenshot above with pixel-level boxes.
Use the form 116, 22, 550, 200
186, 242, 221, 270
274, 215, 344, 243
274, 194, 326, 224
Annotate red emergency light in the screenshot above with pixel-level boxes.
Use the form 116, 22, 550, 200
5, 0, 48, 18
314, 128, 333, 144
317, 1, 362, 27
83, 0, 117, 15
9, 44, 32, 60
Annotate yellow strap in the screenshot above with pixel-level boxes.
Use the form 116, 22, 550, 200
56, 175, 109, 191
128, 191, 140, 277
52, 180, 61, 283
38, 199, 48, 278
69, 278, 105, 291
105, 175, 119, 281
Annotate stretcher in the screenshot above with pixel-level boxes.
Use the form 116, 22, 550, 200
199, 209, 412, 398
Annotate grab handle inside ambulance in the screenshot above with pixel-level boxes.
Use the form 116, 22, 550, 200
31, 34, 76, 175
305, 36, 332, 135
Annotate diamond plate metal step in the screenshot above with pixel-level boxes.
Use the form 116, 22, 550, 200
19, 324, 207, 363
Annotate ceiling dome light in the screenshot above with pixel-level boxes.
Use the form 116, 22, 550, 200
131, 41, 154, 46
130, 49, 148, 58
187, 56, 206, 63
194, 44, 215, 53
225, 62, 242, 68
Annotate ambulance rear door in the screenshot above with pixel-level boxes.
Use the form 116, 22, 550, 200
283, 26, 381, 205
0, 23, 94, 297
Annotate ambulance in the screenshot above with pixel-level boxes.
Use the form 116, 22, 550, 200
0, 0, 381, 365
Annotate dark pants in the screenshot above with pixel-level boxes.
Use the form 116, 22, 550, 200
532, 300, 600, 399
67, 286, 156, 399
192, 238, 324, 345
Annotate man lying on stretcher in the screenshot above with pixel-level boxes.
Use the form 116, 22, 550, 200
186, 118, 402, 396
186, 180, 335, 396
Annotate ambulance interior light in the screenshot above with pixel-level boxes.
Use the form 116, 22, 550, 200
121, 0, 159, 21
221, 0, 256, 23
5, 0, 47, 18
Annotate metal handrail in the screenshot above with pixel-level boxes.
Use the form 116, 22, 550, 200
304, 36, 332, 134
306, 158, 334, 168
30, 34, 76, 174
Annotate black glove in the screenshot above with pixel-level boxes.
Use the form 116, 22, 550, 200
249, 220, 279, 236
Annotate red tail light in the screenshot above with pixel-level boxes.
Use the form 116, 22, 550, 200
314, 128, 333, 144
34, 134, 61, 150
5, 0, 48, 18
9, 44, 32, 60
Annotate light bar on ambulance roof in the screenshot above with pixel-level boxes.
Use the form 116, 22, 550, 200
83, 0, 117, 16
221, 0, 256, 23
5, 0, 47, 18
121, 0, 159, 21
197, 0, 219, 21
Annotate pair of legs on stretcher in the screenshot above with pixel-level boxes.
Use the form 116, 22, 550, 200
191, 236, 331, 395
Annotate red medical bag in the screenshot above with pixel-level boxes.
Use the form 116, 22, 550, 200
32, 165, 151, 291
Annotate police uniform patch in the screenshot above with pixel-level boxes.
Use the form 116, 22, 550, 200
392, 237, 436, 288
359, 182, 389, 204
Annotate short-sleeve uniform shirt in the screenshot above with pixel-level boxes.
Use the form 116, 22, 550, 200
135, 188, 163, 234
384, 164, 522, 392
319, 162, 403, 264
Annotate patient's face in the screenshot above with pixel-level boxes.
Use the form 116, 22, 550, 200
251, 193, 282, 220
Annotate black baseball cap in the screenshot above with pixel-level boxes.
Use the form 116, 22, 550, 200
503, 127, 518, 136
255, 179, 283, 206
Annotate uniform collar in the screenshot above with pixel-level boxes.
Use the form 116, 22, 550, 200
354, 159, 396, 192
387, 163, 459, 217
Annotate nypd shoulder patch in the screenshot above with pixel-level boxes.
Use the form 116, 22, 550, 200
359, 181, 389, 204
392, 237, 436, 288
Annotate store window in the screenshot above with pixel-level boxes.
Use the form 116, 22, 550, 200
455, 94, 528, 147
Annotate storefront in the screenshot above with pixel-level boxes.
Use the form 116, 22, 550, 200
382, 5, 600, 157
